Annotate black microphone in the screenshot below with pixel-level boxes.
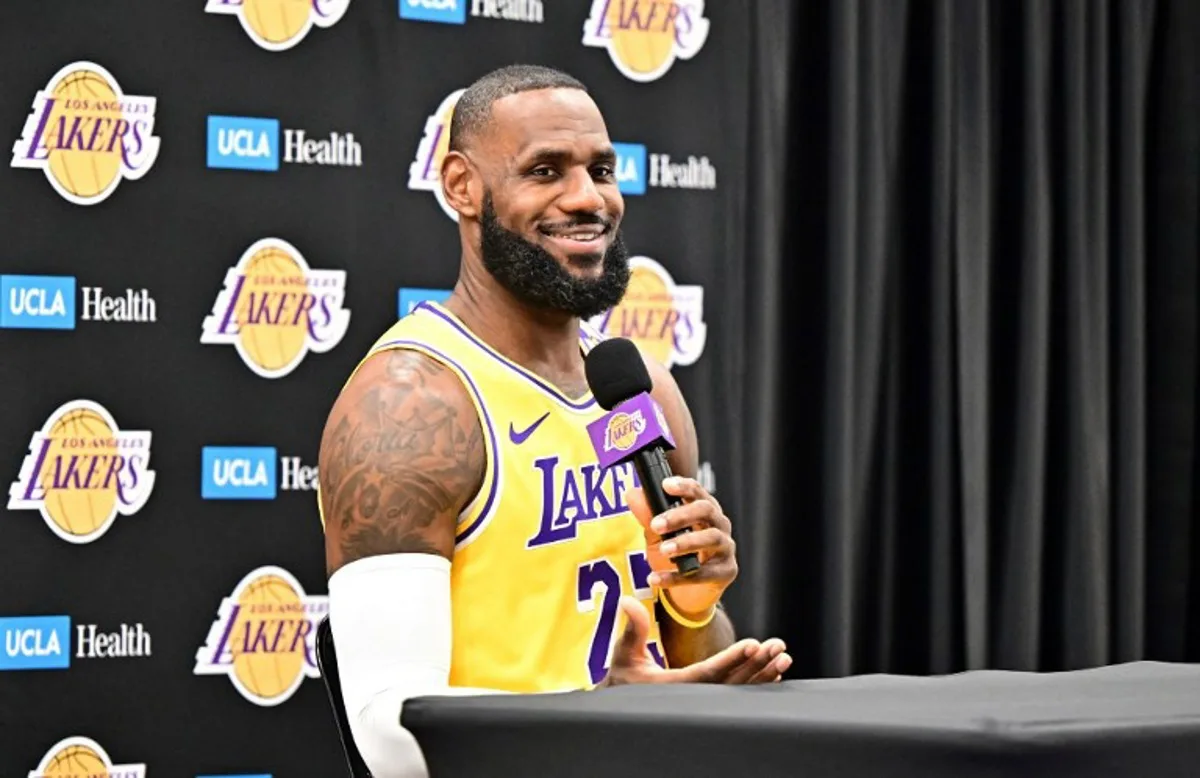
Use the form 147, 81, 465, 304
584, 337, 700, 576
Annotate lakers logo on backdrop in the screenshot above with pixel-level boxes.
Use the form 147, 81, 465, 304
8, 400, 155, 545
582, 0, 710, 82
200, 237, 351, 379
590, 256, 706, 368
194, 566, 329, 706
29, 735, 145, 778
205, 0, 351, 51
409, 88, 465, 221
10, 61, 160, 205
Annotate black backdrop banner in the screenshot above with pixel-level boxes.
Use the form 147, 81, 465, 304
0, 1, 744, 775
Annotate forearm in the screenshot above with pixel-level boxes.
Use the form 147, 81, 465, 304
658, 601, 736, 668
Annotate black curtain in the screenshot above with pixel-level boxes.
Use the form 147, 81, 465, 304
730, 0, 1200, 678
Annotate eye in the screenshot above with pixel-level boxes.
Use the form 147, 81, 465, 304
530, 166, 557, 178
592, 165, 615, 178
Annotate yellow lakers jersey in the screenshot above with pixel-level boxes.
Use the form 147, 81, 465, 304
320, 301, 666, 692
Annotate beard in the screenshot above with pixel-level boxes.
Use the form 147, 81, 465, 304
479, 191, 631, 319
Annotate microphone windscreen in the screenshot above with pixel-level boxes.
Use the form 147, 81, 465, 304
585, 337, 653, 410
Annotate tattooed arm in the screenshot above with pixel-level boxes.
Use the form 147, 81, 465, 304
317, 348, 491, 778
320, 348, 485, 574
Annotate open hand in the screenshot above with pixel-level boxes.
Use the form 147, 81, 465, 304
597, 596, 790, 687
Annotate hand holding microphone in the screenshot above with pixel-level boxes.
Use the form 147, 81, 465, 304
584, 337, 739, 620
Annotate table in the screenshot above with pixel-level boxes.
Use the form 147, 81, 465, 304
401, 661, 1200, 777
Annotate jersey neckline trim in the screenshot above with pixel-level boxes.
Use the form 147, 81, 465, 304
414, 301, 600, 412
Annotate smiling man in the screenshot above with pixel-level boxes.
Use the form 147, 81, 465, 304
317, 64, 790, 777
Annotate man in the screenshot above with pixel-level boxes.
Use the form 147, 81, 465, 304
318, 64, 790, 777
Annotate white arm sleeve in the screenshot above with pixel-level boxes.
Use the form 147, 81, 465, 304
327, 553, 512, 778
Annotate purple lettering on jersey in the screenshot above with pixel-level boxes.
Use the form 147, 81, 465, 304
587, 393, 676, 471
578, 559, 621, 685
578, 551, 667, 685
526, 457, 637, 548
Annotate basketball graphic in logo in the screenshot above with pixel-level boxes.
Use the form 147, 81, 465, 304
8, 400, 155, 544
590, 256, 707, 369
409, 88, 466, 221
29, 736, 145, 778
200, 237, 351, 379
194, 565, 329, 706
205, 0, 352, 51
582, 0, 710, 83
10, 62, 160, 205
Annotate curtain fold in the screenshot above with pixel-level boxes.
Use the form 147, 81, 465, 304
742, 0, 1199, 677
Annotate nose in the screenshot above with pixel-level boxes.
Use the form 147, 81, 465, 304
557, 167, 606, 214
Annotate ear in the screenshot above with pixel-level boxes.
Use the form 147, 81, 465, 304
441, 150, 479, 219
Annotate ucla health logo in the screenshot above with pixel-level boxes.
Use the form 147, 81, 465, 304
582, 0, 710, 82
1, 615, 152, 672
612, 142, 647, 195
1, 615, 70, 670
1, 275, 157, 330
201, 238, 350, 379
206, 0, 351, 51
8, 400, 155, 544
589, 256, 706, 369
207, 115, 362, 171
195, 566, 329, 706
202, 447, 276, 499
201, 446, 318, 499
409, 89, 464, 220
612, 142, 715, 193
1, 275, 74, 329
1, 615, 151, 671
11, 61, 160, 205
399, 0, 543, 24
398, 287, 451, 317
29, 736, 145, 778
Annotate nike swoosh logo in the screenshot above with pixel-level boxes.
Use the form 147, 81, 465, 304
509, 412, 550, 445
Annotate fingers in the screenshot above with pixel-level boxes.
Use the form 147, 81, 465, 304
677, 638, 792, 685
670, 639, 763, 683
730, 639, 792, 684
658, 527, 727, 559
662, 477, 723, 515
650, 557, 737, 588
608, 596, 651, 669
649, 486, 731, 537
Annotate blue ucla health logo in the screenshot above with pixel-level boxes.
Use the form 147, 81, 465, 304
0, 615, 70, 670
201, 446, 318, 499
207, 115, 362, 171
1, 615, 151, 670
612, 143, 647, 195
399, 0, 542, 25
398, 287, 451, 318
1, 274, 156, 329
612, 141, 715, 193
1, 275, 75, 329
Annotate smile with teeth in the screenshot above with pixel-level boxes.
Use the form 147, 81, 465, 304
542, 226, 606, 244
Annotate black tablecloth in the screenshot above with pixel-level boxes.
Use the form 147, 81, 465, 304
402, 661, 1200, 777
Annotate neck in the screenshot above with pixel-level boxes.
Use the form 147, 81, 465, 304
443, 253, 585, 384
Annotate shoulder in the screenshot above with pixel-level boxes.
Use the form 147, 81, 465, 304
318, 347, 486, 574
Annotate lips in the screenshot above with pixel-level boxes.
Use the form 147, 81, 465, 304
539, 223, 609, 248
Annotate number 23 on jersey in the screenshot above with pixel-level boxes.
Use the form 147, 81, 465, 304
577, 550, 666, 685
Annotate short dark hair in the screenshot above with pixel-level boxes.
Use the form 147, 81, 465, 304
449, 64, 588, 153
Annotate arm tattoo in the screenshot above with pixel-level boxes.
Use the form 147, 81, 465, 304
320, 349, 485, 574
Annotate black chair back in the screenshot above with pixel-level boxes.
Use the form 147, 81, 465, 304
316, 615, 373, 778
